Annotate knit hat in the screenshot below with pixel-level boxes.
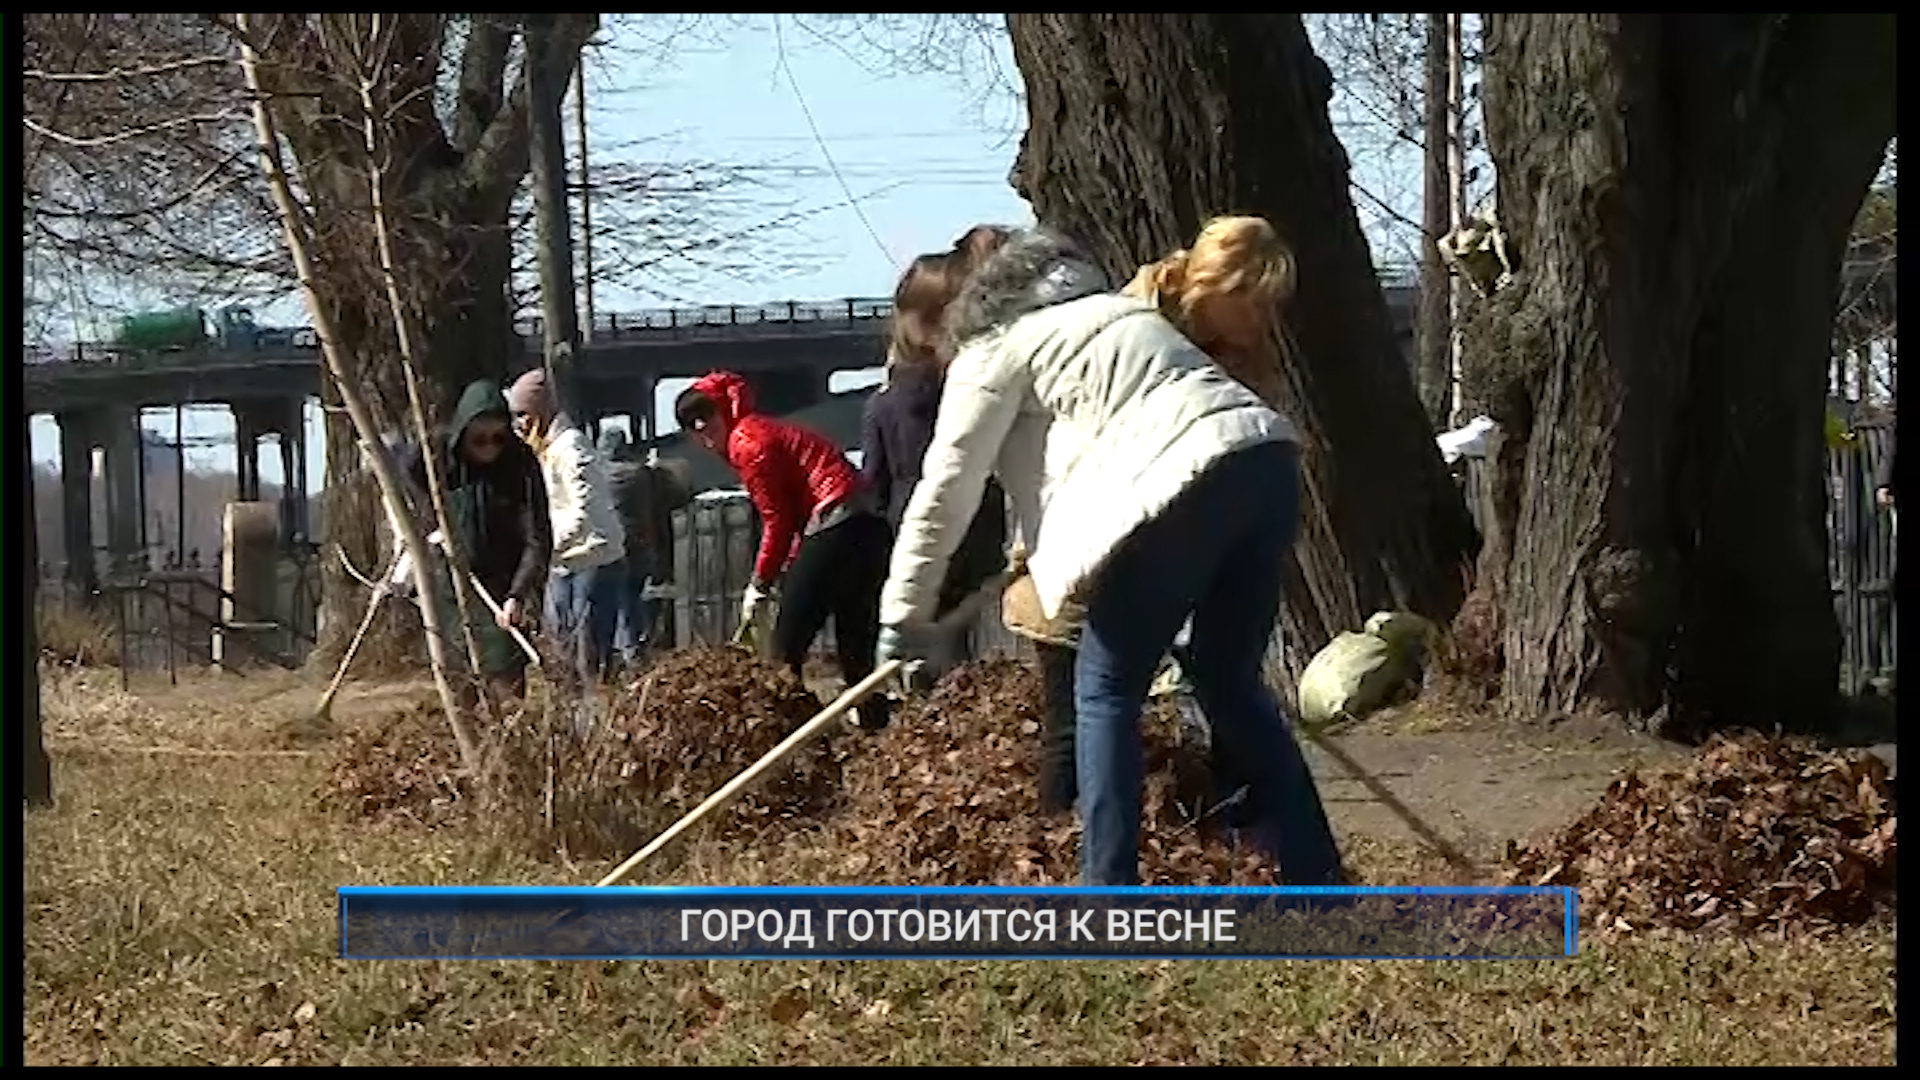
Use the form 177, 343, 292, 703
506, 368, 556, 419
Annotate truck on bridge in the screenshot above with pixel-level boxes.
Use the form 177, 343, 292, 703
103, 306, 317, 361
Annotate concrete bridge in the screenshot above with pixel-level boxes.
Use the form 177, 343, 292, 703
28, 281, 1421, 596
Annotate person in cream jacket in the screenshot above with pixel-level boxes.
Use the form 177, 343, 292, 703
507, 368, 629, 695
874, 225, 1344, 889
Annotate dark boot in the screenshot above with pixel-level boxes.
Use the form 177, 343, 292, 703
1036, 642, 1079, 815
848, 691, 892, 732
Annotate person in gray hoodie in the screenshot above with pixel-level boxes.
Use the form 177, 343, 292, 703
598, 426, 683, 669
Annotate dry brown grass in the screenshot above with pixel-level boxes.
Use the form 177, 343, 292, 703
38, 596, 118, 669
24, 666, 1898, 1066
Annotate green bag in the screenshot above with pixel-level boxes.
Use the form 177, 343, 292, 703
1296, 610, 1436, 730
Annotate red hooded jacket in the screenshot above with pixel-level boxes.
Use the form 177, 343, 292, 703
688, 371, 866, 585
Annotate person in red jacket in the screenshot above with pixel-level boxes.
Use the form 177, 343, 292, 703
675, 370, 894, 728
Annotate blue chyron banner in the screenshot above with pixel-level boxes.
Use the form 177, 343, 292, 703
339, 886, 1577, 961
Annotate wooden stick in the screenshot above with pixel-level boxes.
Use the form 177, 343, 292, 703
595, 569, 1020, 886
49, 745, 320, 758
461, 573, 544, 666
596, 658, 904, 887
313, 552, 402, 721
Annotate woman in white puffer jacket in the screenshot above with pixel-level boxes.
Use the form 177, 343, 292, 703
874, 225, 1344, 888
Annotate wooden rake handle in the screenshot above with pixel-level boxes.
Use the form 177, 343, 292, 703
462, 574, 543, 666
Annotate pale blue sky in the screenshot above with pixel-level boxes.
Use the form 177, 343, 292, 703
29, 15, 1435, 498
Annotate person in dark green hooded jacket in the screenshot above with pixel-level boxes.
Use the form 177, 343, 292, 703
402, 379, 553, 699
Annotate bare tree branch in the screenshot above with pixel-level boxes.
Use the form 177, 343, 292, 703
453, 16, 514, 152
24, 55, 229, 81
458, 15, 598, 204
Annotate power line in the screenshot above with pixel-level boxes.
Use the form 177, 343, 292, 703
770, 16, 898, 271
721, 129, 1013, 145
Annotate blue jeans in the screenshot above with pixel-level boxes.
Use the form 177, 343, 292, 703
612, 547, 658, 666
546, 557, 628, 687
1074, 439, 1344, 887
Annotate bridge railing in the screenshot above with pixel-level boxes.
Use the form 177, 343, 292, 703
30, 266, 1443, 368
515, 296, 897, 345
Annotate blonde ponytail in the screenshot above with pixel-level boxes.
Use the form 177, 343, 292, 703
1123, 249, 1192, 322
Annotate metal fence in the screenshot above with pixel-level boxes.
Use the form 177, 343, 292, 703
1825, 422, 1897, 693
665, 494, 1031, 662
40, 548, 323, 682
1456, 420, 1897, 694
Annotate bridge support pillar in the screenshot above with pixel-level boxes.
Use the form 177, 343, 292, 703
214, 501, 283, 668
275, 398, 309, 544
56, 411, 97, 598
636, 374, 658, 443
229, 397, 309, 543
99, 407, 145, 585
232, 401, 264, 503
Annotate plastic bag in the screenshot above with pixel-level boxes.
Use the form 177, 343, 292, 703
1296, 613, 1427, 730
1363, 611, 1438, 665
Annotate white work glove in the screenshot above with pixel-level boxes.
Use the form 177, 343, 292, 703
385, 530, 449, 600
741, 581, 774, 627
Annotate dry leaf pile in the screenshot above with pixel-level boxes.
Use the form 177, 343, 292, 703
321, 704, 468, 827
324, 648, 845, 852
830, 657, 1281, 886
573, 647, 847, 847
1503, 733, 1897, 937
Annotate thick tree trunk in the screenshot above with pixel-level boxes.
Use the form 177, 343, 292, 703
241, 13, 594, 673
1005, 13, 1477, 706
1417, 13, 1454, 430
24, 435, 54, 807
311, 214, 518, 671
1465, 14, 1894, 736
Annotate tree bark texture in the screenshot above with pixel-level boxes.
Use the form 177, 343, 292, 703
527, 13, 583, 392
1005, 13, 1477, 706
245, 14, 597, 669
1465, 14, 1894, 735
24, 433, 55, 807
1417, 13, 1454, 430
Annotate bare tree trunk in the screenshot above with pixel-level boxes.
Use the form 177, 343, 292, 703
575, 62, 595, 335
1464, 14, 1894, 737
527, 13, 582, 391
1006, 13, 1477, 707
286, 13, 597, 670
238, 16, 482, 772
1446, 13, 1467, 427
1417, 13, 1454, 429
354, 27, 494, 717
24, 439, 54, 808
